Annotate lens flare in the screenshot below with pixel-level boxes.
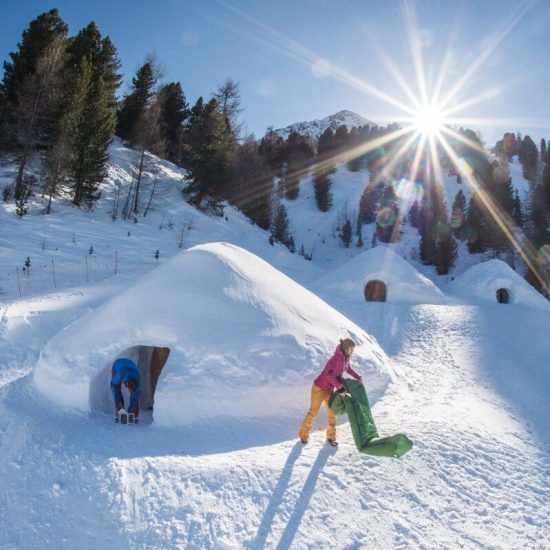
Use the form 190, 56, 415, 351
394, 178, 424, 204
456, 157, 474, 177
376, 207, 397, 227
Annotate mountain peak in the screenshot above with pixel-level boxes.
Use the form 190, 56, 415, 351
274, 110, 376, 140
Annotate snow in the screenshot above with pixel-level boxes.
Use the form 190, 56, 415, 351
449, 259, 550, 310
1, 139, 549, 549
274, 109, 376, 141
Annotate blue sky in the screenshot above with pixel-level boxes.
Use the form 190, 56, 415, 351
2, 0, 549, 145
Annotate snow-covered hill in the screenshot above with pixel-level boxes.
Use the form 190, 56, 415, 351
274, 109, 376, 140
0, 139, 549, 549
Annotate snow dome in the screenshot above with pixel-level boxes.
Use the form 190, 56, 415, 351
315, 245, 446, 305
448, 259, 550, 309
34, 242, 390, 425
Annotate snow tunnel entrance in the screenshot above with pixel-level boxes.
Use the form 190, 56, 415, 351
364, 280, 387, 302
90, 345, 170, 417
135, 346, 171, 410
496, 288, 510, 304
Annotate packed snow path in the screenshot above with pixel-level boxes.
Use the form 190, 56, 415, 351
0, 296, 548, 549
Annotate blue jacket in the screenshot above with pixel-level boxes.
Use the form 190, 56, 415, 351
111, 358, 141, 415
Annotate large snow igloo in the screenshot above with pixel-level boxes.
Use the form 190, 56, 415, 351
34, 242, 391, 426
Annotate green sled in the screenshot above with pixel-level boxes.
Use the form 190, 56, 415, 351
329, 379, 413, 458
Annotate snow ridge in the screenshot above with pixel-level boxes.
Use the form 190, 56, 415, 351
274, 109, 376, 140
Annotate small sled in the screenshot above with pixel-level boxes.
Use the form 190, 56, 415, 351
116, 411, 136, 424
329, 379, 413, 458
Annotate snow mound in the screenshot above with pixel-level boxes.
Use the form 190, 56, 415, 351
315, 245, 446, 304
34, 242, 390, 425
448, 259, 550, 309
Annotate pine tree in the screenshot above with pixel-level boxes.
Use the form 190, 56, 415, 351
317, 128, 335, 157
183, 97, 233, 210
435, 227, 458, 275
518, 135, 538, 182
527, 163, 550, 250
0, 9, 68, 147
270, 203, 293, 250
231, 135, 273, 230
333, 125, 349, 151
451, 189, 467, 238
213, 78, 243, 137
500, 132, 518, 158
313, 163, 333, 212
512, 189, 523, 227
66, 22, 121, 206
259, 128, 286, 175
359, 182, 383, 225
284, 131, 314, 200
11, 36, 66, 202
408, 200, 420, 228
418, 198, 435, 264
158, 82, 188, 164
375, 183, 399, 243
340, 219, 353, 247
116, 60, 156, 144
466, 193, 488, 253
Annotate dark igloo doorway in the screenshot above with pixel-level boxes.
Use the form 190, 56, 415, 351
496, 288, 510, 304
90, 345, 170, 419
136, 346, 171, 409
364, 280, 387, 302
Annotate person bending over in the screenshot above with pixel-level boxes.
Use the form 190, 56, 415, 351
111, 357, 141, 421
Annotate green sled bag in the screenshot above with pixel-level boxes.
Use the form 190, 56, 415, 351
330, 378, 413, 458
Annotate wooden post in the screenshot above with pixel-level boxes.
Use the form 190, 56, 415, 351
179, 226, 185, 248
16, 267, 22, 297
114, 250, 118, 275
52, 260, 57, 289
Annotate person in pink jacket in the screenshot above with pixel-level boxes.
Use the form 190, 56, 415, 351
298, 338, 362, 447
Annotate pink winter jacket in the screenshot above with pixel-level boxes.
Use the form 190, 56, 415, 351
314, 346, 361, 391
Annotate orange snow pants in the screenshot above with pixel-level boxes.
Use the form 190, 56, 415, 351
299, 384, 336, 441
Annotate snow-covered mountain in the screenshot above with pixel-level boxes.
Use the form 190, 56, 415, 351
0, 139, 549, 549
273, 109, 376, 140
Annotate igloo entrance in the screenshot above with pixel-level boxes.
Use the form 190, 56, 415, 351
90, 345, 170, 419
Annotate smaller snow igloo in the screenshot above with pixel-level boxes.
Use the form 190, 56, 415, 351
34, 242, 391, 426
449, 259, 550, 309
316, 245, 445, 305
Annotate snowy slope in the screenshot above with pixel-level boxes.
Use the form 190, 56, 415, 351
1, 139, 549, 549
1, 276, 548, 548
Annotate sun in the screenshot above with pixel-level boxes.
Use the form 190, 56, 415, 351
412, 103, 445, 137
